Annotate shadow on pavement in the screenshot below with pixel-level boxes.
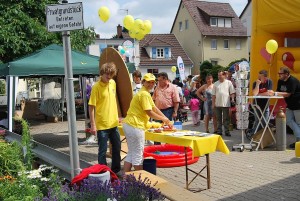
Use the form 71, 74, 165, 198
219, 173, 300, 201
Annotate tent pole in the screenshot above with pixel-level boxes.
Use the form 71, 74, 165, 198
61, 77, 64, 122
62, 30, 80, 179
7, 76, 13, 132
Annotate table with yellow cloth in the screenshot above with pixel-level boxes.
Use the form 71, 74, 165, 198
118, 126, 230, 191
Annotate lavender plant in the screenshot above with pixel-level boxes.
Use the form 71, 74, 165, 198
40, 174, 165, 201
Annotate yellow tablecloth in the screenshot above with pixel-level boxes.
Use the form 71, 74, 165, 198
118, 126, 230, 157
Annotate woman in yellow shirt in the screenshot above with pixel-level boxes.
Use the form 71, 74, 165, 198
123, 73, 172, 172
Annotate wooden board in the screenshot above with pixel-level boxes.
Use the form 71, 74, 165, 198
100, 47, 133, 118
126, 170, 211, 201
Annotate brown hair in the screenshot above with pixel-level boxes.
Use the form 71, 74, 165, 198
132, 70, 142, 78
218, 70, 226, 76
100, 62, 117, 77
259, 70, 268, 77
157, 72, 169, 80
280, 66, 290, 75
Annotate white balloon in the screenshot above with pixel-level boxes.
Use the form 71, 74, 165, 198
118, 46, 123, 51
125, 51, 131, 57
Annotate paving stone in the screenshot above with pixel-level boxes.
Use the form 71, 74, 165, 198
28, 114, 300, 201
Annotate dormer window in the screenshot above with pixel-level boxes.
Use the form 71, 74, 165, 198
157, 48, 164, 58
210, 18, 217, 26
210, 17, 232, 28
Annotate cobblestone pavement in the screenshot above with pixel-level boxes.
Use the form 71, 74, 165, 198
29, 114, 300, 201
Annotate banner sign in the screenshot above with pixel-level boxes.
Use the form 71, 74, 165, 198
177, 56, 185, 82
46, 2, 84, 32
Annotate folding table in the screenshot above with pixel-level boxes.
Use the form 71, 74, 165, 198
118, 126, 230, 191
247, 96, 284, 151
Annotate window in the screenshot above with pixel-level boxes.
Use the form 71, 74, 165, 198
156, 48, 164, 58
147, 69, 159, 78
225, 18, 232, 28
224, 39, 229, 49
218, 18, 224, 27
185, 20, 189, 29
210, 17, 217, 26
211, 17, 232, 27
211, 39, 217, 50
179, 21, 183, 31
211, 60, 218, 66
236, 39, 241, 49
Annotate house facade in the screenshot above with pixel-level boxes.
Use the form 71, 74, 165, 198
171, 0, 248, 74
88, 27, 193, 81
138, 34, 193, 81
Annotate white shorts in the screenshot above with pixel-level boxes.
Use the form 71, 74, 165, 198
123, 123, 145, 166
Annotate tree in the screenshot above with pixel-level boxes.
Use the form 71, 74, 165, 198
200, 60, 213, 80
0, 0, 96, 63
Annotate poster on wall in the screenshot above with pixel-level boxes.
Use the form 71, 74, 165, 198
177, 56, 185, 82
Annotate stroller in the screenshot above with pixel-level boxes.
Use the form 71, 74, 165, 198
176, 103, 189, 122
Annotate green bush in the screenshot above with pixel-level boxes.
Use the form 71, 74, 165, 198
0, 141, 24, 177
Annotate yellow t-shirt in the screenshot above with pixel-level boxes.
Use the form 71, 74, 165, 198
124, 86, 155, 129
88, 79, 118, 130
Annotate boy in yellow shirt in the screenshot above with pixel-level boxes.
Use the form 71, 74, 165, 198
89, 62, 121, 174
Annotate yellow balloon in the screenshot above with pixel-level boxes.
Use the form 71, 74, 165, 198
144, 20, 152, 34
129, 27, 138, 39
171, 66, 177, 73
266, 39, 278, 54
98, 6, 110, 22
123, 15, 134, 30
134, 19, 144, 32
135, 32, 145, 40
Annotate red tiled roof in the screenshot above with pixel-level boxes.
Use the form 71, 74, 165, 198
172, 0, 247, 37
139, 34, 193, 67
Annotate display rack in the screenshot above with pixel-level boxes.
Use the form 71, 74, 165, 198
232, 62, 253, 152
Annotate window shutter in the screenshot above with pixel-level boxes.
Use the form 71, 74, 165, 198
152, 47, 156, 58
165, 48, 169, 58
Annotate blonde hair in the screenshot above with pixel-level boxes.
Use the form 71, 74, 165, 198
100, 62, 117, 77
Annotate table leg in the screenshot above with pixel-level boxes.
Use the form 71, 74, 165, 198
255, 99, 278, 151
185, 147, 188, 189
206, 154, 211, 189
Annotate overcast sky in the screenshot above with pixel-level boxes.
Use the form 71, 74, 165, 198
68, 0, 248, 38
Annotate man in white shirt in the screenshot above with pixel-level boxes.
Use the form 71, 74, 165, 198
212, 71, 235, 136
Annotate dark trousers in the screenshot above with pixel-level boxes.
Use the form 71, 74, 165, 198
215, 107, 230, 134
97, 127, 121, 173
154, 107, 174, 145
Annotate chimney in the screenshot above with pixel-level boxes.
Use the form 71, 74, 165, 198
117, 24, 122, 38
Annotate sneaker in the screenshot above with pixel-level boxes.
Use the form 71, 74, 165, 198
80, 135, 97, 145
289, 143, 295, 149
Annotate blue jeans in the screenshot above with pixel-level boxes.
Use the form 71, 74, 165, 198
286, 109, 300, 139
161, 107, 174, 121
154, 107, 174, 145
250, 107, 270, 135
97, 127, 121, 173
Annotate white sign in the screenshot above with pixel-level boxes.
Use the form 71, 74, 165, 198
46, 2, 84, 32
177, 56, 185, 82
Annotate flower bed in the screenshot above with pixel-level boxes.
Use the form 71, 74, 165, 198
0, 120, 165, 201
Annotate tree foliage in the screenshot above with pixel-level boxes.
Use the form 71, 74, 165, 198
200, 60, 226, 81
0, 0, 96, 63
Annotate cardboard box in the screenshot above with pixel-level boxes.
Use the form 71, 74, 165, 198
252, 128, 275, 149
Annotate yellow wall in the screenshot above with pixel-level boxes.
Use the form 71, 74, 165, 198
204, 36, 248, 66
250, 0, 300, 94
172, 2, 248, 74
172, 3, 202, 74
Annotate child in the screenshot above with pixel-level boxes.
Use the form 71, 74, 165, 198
189, 92, 200, 126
